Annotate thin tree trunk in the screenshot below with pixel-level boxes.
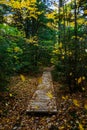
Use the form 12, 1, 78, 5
73, 0, 78, 89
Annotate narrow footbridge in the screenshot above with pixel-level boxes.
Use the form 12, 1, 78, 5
26, 71, 57, 113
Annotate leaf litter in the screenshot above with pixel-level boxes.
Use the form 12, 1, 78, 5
0, 73, 87, 130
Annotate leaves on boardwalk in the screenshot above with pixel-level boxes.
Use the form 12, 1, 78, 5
34, 105, 39, 110
46, 91, 53, 99
38, 77, 42, 84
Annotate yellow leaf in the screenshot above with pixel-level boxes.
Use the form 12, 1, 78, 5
38, 77, 42, 84
61, 56, 64, 59
14, 47, 20, 52
84, 10, 87, 15
82, 87, 85, 91
20, 74, 25, 81
34, 44, 38, 46
77, 77, 82, 84
59, 42, 62, 48
62, 96, 68, 100
77, 18, 85, 25
46, 91, 53, 99
82, 76, 85, 80
65, 96, 68, 99
77, 76, 85, 84
53, 50, 59, 54
35, 105, 39, 110
69, 51, 72, 55
73, 99, 80, 107
59, 126, 65, 130
32, 0, 36, 3
79, 123, 84, 130
9, 93, 12, 97
62, 96, 66, 100
84, 103, 87, 110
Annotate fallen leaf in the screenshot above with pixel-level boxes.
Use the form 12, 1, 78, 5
77, 77, 82, 84
62, 96, 68, 100
84, 103, 87, 110
46, 91, 53, 99
82, 76, 85, 80
73, 99, 80, 107
38, 77, 42, 83
34, 105, 39, 110
70, 72, 72, 76
79, 123, 84, 130
59, 126, 65, 130
62, 96, 66, 100
82, 87, 85, 91
20, 74, 25, 81
9, 93, 13, 97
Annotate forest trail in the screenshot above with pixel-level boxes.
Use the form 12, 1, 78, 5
0, 68, 87, 130
27, 68, 57, 113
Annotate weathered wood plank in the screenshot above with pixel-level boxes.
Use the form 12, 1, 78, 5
26, 71, 57, 113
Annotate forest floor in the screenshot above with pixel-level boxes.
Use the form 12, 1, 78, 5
0, 70, 87, 130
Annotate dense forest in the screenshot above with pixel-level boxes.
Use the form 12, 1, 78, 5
0, 0, 87, 130
0, 0, 87, 92
0, 0, 57, 91
0, 0, 87, 91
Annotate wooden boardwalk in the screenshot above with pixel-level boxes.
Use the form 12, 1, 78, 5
26, 71, 57, 113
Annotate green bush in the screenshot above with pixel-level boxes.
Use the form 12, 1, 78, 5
0, 25, 40, 91
0, 24, 23, 91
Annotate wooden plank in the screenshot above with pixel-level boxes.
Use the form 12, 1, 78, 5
26, 71, 57, 113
